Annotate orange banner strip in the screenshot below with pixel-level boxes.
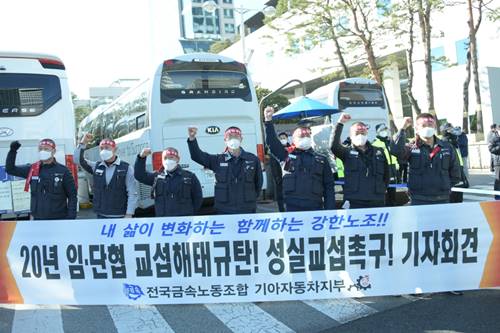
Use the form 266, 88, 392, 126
0, 222, 23, 303
479, 201, 500, 288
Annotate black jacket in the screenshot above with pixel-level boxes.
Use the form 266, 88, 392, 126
265, 122, 335, 210
397, 131, 462, 202
6, 150, 77, 219
331, 123, 390, 202
188, 139, 263, 214
134, 155, 202, 217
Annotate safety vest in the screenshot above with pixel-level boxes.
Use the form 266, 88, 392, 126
372, 138, 399, 170
335, 158, 344, 179
455, 148, 464, 167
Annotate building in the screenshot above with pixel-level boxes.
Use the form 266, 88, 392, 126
88, 79, 139, 109
220, 1, 500, 168
178, 0, 238, 53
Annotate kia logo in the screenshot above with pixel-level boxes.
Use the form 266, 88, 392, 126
0, 127, 14, 137
206, 126, 220, 135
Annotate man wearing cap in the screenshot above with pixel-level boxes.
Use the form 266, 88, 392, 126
264, 107, 335, 212
269, 131, 290, 212
74, 133, 137, 218
187, 125, 263, 215
6, 139, 77, 220
135, 147, 203, 216
397, 113, 461, 205
332, 113, 396, 209
372, 123, 401, 206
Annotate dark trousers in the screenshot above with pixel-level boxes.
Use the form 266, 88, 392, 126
270, 158, 285, 212
410, 199, 450, 206
386, 187, 397, 206
348, 200, 385, 209
216, 210, 256, 215
286, 204, 322, 212
97, 214, 123, 219
450, 191, 464, 203
495, 166, 500, 200
398, 164, 408, 183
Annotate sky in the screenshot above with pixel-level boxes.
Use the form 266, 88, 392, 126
0, 0, 269, 99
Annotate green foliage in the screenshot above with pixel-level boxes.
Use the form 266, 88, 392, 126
209, 39, 236, 54
256, 86, 290, 110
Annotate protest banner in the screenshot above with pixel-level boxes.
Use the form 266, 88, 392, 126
0, 201, 499, 304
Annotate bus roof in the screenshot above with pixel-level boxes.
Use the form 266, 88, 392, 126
0, 51, 63, 63
171, 52, 239, 64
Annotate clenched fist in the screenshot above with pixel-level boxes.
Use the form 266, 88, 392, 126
140, 148, 152, 158
402, 117, 413, 130
188, 127, 198, 141
10, 141, 21, 151
338, 113, 351, 124
264, 106, 274, 122
81, 132, 93, 145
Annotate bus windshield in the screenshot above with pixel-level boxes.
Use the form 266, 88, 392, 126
0, 73, 62, 117
338, 84, 385, 109
160, 70, 252, 103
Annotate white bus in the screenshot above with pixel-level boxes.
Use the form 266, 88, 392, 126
79, 53, 266, 210
0, 52, 77, 217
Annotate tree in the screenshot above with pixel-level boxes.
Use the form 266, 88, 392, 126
272, 0, 351, 78
415, 0, 447, 117
256, 86, 290, 110
463, 0, 487, 139
209, 38, 237, 54
74, 105, 92, 130
387, 0, 422, 116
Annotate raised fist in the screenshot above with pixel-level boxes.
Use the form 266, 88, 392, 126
10, 141, 21, 151
264, 106, 274, 122
402, 117, 413, 130
81, 132, 93, 145
140, 148, 152, 158
188, 127, 198, 140
338, 113, 351, 124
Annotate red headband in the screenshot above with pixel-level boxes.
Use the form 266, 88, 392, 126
293, 127, 311, 138
39, 139, 56, 149
162, 148, 179, 159
224, 128, 242, 139
353, 123, 368, 132
99, 139, 116, 148
419, 117, 436, 125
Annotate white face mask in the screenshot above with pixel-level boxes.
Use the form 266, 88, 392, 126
226, 138, 241, 150
418, 127, 436, 138
378, 130, 389, 138
352, 134, 368, 146
280, 138, 288, 146
100, 149, 114, 161
163, 159, 178, 172
295, 137, 312, 150
39, 150, 53, 161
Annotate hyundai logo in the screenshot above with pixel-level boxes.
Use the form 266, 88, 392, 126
206, 126, 220, 135
0, 127, 14, 137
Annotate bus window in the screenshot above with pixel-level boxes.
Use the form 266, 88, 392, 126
338, 84, 385, 109
0, 73, 61, 117
160, 70, 252, 103
135, 113, 146, 130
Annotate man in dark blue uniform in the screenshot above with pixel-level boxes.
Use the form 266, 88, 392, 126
135, 147, 202, 216
397, 113, 461, 205
332, 113, 392, 209
188, 126, 263, 215
264, 106, 335, 212
6, 139, 77, 220
75, 134, 137, 219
